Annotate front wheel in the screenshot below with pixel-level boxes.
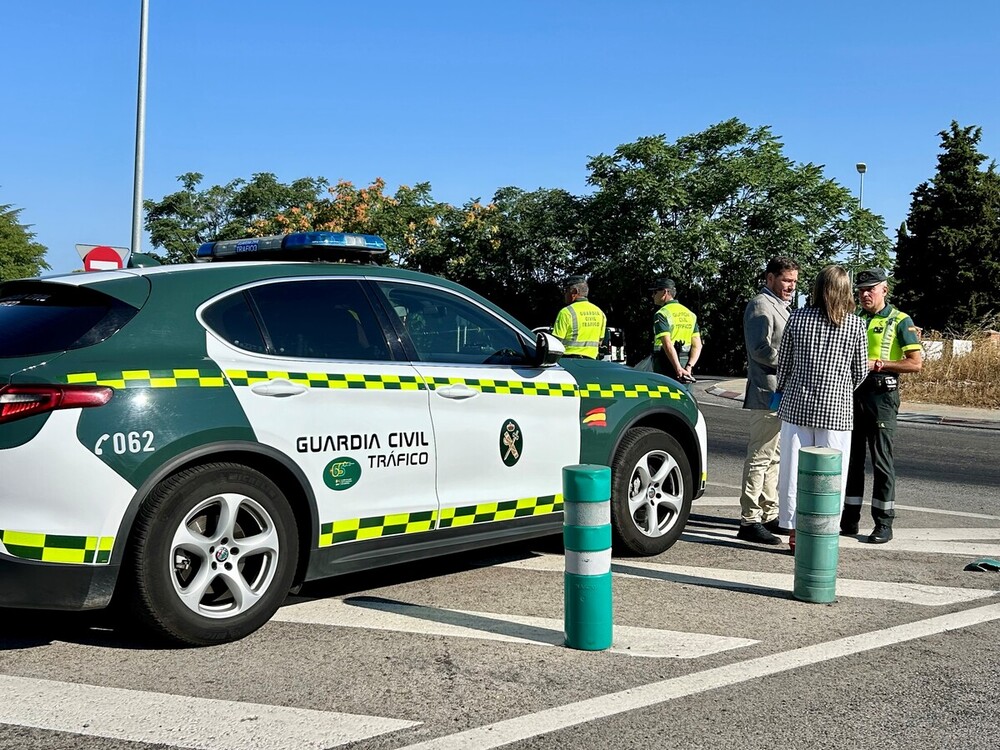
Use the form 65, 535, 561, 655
610, 427, 693, 555
127, 463, 298, 646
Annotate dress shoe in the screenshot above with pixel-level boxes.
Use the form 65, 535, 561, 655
763, 518, 792, 535
868, 524, 893, 544
736, 522, 781, 545
840, 523, 859, 536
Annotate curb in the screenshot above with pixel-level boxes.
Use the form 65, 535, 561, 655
706, 385, 745, 401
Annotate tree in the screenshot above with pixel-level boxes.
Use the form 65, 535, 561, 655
144, 172, 327, 263
0, 202, 49, 281
894, 122, 1000, 333
583, 119, 886, 372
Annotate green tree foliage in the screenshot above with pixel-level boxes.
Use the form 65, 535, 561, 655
894, 122, 1000, 333
142, 120, 895, 375
144, 172, 327, 263
0, 202, 49, 281
583, 119, 887, 372
412, 187, 586, 325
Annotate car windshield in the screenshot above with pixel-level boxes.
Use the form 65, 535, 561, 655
0, 281, 139, 357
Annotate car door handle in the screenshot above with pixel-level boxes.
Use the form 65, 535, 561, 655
436, 383, 478, 400
250, 379, 308, 397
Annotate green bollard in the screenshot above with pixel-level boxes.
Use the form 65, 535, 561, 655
562, 464, 613, 650
794, 447, 843, 603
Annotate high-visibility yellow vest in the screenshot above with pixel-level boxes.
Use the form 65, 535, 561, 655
653, 300, 698, 364
553, 300, 607, 358
861, 304, 920, 361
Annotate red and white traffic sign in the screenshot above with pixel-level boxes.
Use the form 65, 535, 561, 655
75, 244, 129, 272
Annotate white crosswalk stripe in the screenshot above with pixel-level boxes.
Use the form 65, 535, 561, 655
273, 597, 757, 658
0, 674, 417, 750
499, 554, 998, 605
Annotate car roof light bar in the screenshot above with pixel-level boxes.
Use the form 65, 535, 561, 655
195, 232, 388, 263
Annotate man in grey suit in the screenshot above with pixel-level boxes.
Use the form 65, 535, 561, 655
737, 257, 800, 544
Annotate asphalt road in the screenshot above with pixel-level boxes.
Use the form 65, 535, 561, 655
1, 385, 998, 750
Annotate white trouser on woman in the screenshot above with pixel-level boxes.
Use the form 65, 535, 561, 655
777, 422, 852, 530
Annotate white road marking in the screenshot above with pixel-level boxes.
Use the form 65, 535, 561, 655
0, 675, 416, 750
695, 495, 1000, 521
684, 525, 1000, 557
501, 554, 997, 606
273, 598, 755, 658
398, 602, 1000, 750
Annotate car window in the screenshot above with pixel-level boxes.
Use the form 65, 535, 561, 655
246, 279, 391, 361
201, 292, 268, 354
0, 281, 139, 357
376, 281, 529, 365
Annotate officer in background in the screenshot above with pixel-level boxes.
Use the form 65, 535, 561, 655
552, 275, 607, 359
649, 277, 702, 382
842, 268, 923, 544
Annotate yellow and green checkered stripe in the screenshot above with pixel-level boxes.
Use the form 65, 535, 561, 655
438, 494, 563, 528
576, 382, 682, 400
66, 369, 226, 389
0, 530, 114, 564
422, 377, 578, 397
318, 494, 563, 546
65, 368, 683, 400
223, 371, 681, 400
226, 370, 428, 390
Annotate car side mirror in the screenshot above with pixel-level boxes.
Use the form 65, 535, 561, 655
532, 331, 564, 367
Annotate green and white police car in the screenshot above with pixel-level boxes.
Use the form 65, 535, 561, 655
0, 232, 707, 645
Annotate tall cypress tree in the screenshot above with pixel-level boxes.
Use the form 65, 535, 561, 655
894, 122, 1000, 333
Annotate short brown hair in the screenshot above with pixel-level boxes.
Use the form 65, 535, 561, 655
811, 265, 853, 326
765, 257, 799, 278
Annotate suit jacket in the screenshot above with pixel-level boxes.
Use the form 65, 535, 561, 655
776, 307, 868, 431
742, 288, 790, 410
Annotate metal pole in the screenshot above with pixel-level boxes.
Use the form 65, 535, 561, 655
130, 0, 149, 256
859, 171, 865, 210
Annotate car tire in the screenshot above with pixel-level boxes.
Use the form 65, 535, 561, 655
127, 462, 298, 646
610, 427, 693, 556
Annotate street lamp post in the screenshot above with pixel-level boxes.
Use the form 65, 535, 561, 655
854, 162, 867, 268
130, 0, 149, 257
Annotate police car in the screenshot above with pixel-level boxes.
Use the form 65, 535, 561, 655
0, 232, 707, 645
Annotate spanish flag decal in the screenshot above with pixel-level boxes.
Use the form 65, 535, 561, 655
582, 406, 607, 428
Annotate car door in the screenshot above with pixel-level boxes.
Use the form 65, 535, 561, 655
373, 280, 580, 530
201, 277, 439, 550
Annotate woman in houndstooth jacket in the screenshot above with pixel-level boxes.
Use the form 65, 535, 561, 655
776, 265, 868, 550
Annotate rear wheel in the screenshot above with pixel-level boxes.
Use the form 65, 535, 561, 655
128, 463, 298, 646
610, 427, 693, 555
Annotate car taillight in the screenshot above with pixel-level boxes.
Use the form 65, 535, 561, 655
0, 385, 114, 424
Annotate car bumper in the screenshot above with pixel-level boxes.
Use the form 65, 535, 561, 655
0, 554, 118, 610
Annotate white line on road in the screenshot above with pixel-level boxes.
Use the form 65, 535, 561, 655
0, 675, 417, 750
397, 602, 1000, 750
273, 598, 756, 658
684, 525, 1000, 557
501, 554, 997, 606
694, 495, 1000, 521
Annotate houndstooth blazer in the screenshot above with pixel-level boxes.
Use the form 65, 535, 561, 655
776, 306, 868, 431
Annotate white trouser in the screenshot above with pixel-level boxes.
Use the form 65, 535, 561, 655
777, 422, 852, 530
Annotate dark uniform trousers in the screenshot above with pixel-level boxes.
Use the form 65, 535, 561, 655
845, 375, 900, 526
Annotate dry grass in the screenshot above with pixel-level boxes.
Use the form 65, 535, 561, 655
902, 321, 1000, 409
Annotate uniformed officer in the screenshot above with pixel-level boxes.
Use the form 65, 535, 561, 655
552, 275, 607, 359
649, 277, 702, 382
842, 268, 923, 544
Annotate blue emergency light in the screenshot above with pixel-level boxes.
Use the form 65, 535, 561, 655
195, 232, 388, 263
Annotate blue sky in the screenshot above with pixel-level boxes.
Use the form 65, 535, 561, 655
4, 1, 999, 275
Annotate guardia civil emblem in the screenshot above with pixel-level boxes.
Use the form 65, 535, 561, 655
499, 419, 523, 467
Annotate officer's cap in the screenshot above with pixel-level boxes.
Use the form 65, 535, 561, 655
854, 268, 888, 288
647, 277, 676, 293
